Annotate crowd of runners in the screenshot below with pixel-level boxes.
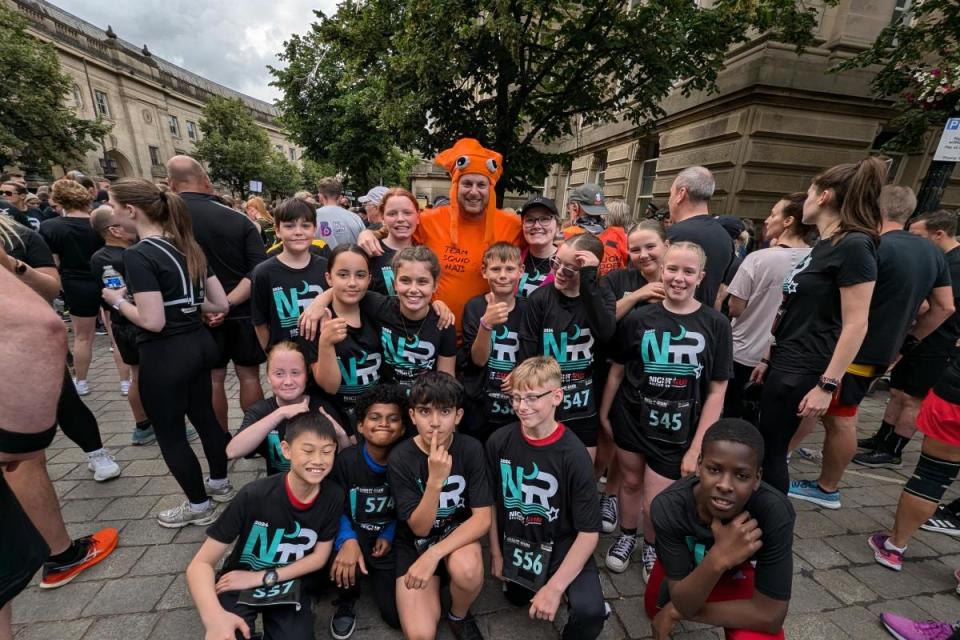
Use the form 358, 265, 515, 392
2, 138, 960, 640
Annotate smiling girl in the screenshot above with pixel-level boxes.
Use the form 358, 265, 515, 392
369, 188, 421, 297
603, 220, 668, 321
599, 241, 732, 582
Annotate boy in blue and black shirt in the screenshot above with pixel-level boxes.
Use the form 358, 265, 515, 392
328, 385, 409, 638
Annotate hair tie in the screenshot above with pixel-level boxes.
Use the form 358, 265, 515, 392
158, 190, 168, 203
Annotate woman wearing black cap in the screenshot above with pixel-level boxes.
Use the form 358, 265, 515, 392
517, 196, 560, 298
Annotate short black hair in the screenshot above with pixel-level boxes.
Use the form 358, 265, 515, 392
701, 418, 764, 469
355, 384, 409, 423
283, 412, 337, 445
409, 372, 464, 410
273, 197, 316, 225
913, 209, 958, 237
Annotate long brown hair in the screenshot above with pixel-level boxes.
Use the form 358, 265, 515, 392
812, 157, 886, 241
779, 192, 818, 244
109, 179, 207, 282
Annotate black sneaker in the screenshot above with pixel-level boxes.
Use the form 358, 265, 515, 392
857, 434, 882, 452
448, 612, 484, 640
852, 450, 902, 469
330, 599, 357, 640
921, 505, 960, 538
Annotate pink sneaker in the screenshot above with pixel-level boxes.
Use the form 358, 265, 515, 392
869, 533, 903, 571
880, 612, 959, 640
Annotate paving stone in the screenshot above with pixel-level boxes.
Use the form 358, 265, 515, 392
138, 475, 184, 496
866, 597, 934, 621
128, 542, 203, 576
58, 498, 111, 523
12, 619, 92, 640
900, 558, 958, 592
72, 545, 147, 583
825, 534, 877, 564
81, 613, 159, 640
612, 597, 651, 639
112, 445, 164, 461
11, 583, 102, 624
912, 529, 960, 555
788, 575, 841, 613
96, 495, 162, 520
148, 609, 205, 640
81, 575, 173, 616
173, 524, 211, 543
62, 476, 148, 500
811, 569, 876, 605
792, 539, 848, 569
44, 462, 78, 481
910, 593, 960, 620
825, 606, 885, 640
117, 518, 178, 546
793, 511, 846, 539
782, 613, 850, 639
156, 575, 193, 610
849, 564, 934, 599
819, 506, 886, 534
122, 459, 176, 476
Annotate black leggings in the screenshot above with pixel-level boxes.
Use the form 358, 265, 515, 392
757, 368, 820, 494
138, 329, 228, 504
57, 368, 102, 453
336, 561, 400, 629
503, 557, 606, 640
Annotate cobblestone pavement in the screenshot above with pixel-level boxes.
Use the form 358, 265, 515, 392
10, 336, 960, 639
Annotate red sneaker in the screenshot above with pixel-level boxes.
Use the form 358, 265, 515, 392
39, 527, 119, 589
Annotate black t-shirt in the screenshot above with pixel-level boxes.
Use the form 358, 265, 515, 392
182, 192, 267, 319
518, 252, 553, 299
39, 216, 104, 281
666, 215, 734, 306
1, 221, 56, 269
772, 232, 877, 374
915, 246, 960, 359
251, 255, 328, 349
207, 473, 342, 573
651, 475, 795, 601
361, 292, 457, 387
333, 444, 396, 541
389, 434, 493, 547
603, 267, 650, 304
238, 394, 347, 476
611, 303, 733, 454
856, 231, 950, 366
368, 240, 399, 297
934, 353, 960, 404
485, 423, 600, 567
461, 295, 527, 423
518, 268, 617, 425
90, 245, 131, 325
123, 237, 207, 342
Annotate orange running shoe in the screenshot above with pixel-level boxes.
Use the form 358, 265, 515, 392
39, 527, 119, 589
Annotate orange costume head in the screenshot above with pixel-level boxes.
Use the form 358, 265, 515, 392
433, 138, 503, 247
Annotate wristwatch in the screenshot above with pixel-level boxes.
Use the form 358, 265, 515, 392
817, 376, 840, 394
13, 259, 27, 275
262, 569, 279, 588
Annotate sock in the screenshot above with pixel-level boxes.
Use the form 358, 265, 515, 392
620, 527, 638, 536
48, 540, 83, 565
887, 433, 911, 456
875, 420, 894, 443
189, 499, 211, 512
448, 611, 465, 622
135, 420, 152, 431
86, 448, 106, 459
817, 483, 838, 495
207, 477, 229, 490
884, 537, 906, 553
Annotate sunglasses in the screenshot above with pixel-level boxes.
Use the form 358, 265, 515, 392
1, 190, 19, 197
549, 256, 580, 278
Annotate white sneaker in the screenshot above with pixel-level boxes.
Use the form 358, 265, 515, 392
157, 500, 218, 528
73, 378, 90, 396
87, 449, 120, 482
641, 541, 658, 583
120, 380, 131, 396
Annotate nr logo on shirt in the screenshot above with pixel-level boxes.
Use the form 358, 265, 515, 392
518, 271, 547, 298
338, 351, 382, 393
381, 266, 396, 296
240, 521, 318, 569
641, 326, 705, 379
381, 328, 436, 370
418, 475, 466, 518
489, 325, 520, 371
273, 281, 323, 329
500, 460, 559, 524
543, 325, 594, 370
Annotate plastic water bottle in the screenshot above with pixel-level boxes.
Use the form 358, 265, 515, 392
101, 265, 125, 290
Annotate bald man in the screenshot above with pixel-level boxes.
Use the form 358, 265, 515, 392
165, 156, 267, 428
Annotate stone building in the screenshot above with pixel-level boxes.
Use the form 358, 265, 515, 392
412, 0, 959, 219
8, 0, 301, 183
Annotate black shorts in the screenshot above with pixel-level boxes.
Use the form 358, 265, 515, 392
61, 276, 101, 318
0, 476, 49, 608
565, 415, 599, 448
218, 587, 314, 639
394, 539, 452, 582
890, 352, 953, 399
208, 319, 266, 368
111, 322, 140, 366
826, 372, 880, 417
611, 402, 687, 481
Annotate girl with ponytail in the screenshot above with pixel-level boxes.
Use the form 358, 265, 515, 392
103, 178, 234, 528
752, 158, 884, 496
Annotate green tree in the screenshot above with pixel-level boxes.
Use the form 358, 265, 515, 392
0, 4, 111, 173
835, 0, 959, 152
272, 0, 821, 202
261, 152, 301, 201
194, 96, 270, 198
299, 157, 338, 192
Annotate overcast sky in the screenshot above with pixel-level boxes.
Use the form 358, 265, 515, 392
53, 0, 339, 103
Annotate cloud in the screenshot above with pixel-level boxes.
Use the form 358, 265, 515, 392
51, 0, 338, 103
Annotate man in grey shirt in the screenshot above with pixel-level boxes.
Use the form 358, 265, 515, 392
315, 177, 365, 248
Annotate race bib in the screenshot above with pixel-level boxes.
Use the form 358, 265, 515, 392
352, 485, 395, 526
502, 536, 553, 591
559, 374, 594, 419
237, 579, 301, 610
414, 521, 460, 556
640, 396, 694, 445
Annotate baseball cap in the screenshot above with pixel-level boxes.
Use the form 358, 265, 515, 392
569, 183, 609, 215
358, 185, 389, 205
520, 195, 559, 218
716, 215, 745, 240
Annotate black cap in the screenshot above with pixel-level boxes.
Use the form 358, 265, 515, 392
520, 195, 559, 218
715, 215, 745, 240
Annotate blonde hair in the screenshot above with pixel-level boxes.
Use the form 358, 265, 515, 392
245, 196, 273, 224
483, 241, 521, 266
52, 178, 93, 211
665, 241, 707, 270
294, 190, 314, 201
511, 356, 562, 391
605, 200, 632, 228
267, 341, 306, 370
0, 215, 24, 252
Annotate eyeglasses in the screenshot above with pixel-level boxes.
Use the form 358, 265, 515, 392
0, 190, 17, 197
523, 216, 555, 228
549, 256, 580, 278
509, 389, 558, 407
